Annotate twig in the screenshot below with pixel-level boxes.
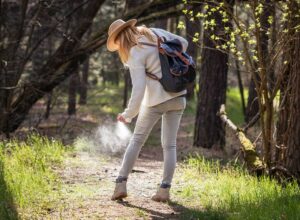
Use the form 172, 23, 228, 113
57, 115, 71, 134
243, 112, 260, 132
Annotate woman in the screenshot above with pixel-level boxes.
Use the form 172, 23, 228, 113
107, 19, 188, 202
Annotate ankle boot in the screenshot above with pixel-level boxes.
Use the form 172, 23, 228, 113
151, 185, 170, 202
111, 177, 127, 200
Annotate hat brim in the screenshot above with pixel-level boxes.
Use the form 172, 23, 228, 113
107, 19, 137, 52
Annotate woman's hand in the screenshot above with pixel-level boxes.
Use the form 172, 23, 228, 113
117, 114, 128, 123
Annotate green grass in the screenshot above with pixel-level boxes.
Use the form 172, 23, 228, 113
0, 134, 67, 219
174, 154, 300, 220
226, 87, 248, 126
183, 87, 247, 125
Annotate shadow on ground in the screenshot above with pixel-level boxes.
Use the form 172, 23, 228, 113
117, 200, 227, 220
116, 192, 300, 220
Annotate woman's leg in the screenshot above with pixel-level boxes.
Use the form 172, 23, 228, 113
118, 105, 162, 178
151, 100, 185, 202
161, 108, 184, 185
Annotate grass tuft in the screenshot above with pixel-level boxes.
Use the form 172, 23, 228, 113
175, 154, 300, 220
0, 133, 66, 219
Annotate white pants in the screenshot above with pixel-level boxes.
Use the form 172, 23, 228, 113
119, 96, 186, 185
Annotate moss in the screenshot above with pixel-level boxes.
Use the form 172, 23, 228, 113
237, 132, 264, 171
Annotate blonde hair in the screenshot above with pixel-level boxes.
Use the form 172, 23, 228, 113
116, 25, 156, 63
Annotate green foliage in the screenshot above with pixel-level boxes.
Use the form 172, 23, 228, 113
175, 155, 300, 220
182, 0, 299, 71
0, 134, 66, 218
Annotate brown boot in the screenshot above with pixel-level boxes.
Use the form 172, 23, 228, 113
111, 178, 127, 200
151, 187, 170, 202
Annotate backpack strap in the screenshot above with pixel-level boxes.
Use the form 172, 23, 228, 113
174, 50, 191, 66
145, 71, 160, 80
150, 28, 167, 42
139, 38, 165, 51
138, 28, 167, 55
139, 42, 157, 47
151, 28, 191, 66
138, 41, 160, 81
151, 29, 166, 54
140, 29, 168, 81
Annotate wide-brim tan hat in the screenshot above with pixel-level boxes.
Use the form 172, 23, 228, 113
107, 19, 137, 52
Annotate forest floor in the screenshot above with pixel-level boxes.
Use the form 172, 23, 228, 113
37, 115, 230, 220
14, 106, 237, 219
2, 86, 299, 219
3, 86, 249, 219
46, 151, 191, 219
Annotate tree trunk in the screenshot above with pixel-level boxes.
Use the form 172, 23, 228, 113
0, 1, 23, 137
168, 17, 176, 33
79, 27, 92, 105
277, 1, 300, 176
245, 0, 272, 123
154, 18, 167, 29
79, 57, 89, 105
68, 66, 80, 115
123, 70, 131, 108
174, 16, 180, 35
245, 78, 259, 123
125, 0, 149, 13
235, 59, 246, 117
44, 92, 52, 119
193, 0, 234, 148
268, 1, 276, 91
44, 33, 54, 119
283, 38, 300, 177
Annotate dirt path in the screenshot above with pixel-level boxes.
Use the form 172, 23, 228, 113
46, 151, 190, 220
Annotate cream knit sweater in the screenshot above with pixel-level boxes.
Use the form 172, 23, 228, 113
121, 28, 189, 122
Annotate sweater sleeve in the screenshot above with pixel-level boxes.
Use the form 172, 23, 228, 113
152, 28, 189, 52
120, 47, 146, 123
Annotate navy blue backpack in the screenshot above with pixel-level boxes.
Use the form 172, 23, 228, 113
140, 29, 196, 93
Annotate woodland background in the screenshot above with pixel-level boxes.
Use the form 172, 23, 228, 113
0, 0, 299, 219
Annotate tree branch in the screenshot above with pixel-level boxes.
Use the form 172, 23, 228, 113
218, 104, 265, 174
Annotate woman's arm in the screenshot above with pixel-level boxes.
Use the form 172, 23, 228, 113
120, 47, 146, 123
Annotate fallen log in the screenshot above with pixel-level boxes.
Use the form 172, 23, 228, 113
218, 104, 265, 175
